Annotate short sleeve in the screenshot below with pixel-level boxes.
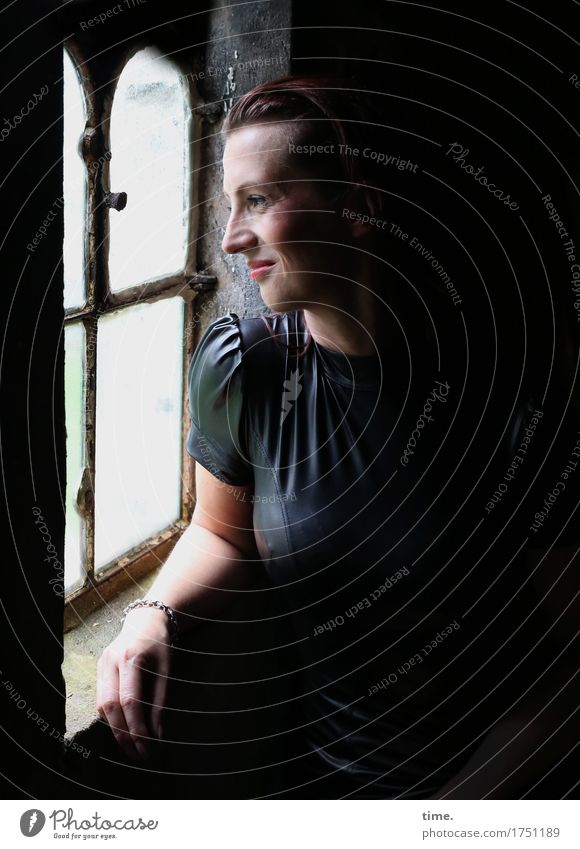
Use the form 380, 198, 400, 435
185, 313, 253, 486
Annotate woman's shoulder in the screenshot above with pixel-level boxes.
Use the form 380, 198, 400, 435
187, 313, 244, 425
194, 309, 302, 353
188, 310, 303, 395
186, 313, 250, 484
200, 310, 306, 363
194, 312, 242, 362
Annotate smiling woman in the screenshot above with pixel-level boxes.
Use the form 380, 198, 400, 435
96, 75, 580, 800
220, 78, 393, 352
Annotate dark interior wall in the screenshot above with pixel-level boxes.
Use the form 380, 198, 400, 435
289, 0, 580, 799
0, 2, 67, 797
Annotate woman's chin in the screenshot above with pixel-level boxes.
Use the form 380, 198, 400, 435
258, 280, 306, 314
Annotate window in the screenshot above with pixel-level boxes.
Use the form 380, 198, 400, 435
62, 43, 213, 629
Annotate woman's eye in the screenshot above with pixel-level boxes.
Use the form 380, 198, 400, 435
247, 195, 268, 209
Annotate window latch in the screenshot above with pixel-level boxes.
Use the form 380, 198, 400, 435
104, 191, 127, 211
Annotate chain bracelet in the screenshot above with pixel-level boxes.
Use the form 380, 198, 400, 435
122, 598, 180, 646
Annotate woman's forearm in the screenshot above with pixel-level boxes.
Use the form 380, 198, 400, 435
144, 520, 259, 635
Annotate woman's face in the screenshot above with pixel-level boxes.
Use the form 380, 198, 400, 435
222, 122, 358, 313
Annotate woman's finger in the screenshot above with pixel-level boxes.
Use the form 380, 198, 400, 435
97, 655, 142, 763
150, 649, 170, 739
118, 652, 154, 760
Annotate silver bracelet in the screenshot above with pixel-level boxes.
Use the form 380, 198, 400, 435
122, 598, 180, 646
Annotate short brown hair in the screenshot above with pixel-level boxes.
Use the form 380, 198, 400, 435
223, 75, 387, 219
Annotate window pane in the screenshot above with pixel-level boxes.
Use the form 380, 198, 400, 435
63, 49, 87, 309
64, 321, 86, 593
94, 299, 184, 572
108, 46, 189, 292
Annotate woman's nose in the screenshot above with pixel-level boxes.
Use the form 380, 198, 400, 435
221, 209, 258, 255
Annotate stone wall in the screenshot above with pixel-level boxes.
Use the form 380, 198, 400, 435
192, 0, 292, 328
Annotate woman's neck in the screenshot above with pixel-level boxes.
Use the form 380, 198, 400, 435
302, 294, 394, 357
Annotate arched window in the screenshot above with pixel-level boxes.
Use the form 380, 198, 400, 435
63, 43, 205, 621
108, 46, 189, 290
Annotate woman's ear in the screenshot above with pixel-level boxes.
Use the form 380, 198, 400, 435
338, 184, 386, 240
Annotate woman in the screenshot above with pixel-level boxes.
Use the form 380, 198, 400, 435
97, 76, 580, 799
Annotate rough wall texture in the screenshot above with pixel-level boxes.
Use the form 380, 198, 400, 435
192, 0, 292, 329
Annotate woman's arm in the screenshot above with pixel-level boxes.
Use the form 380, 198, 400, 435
142, 463, 259, 631
96, 464, 258, 762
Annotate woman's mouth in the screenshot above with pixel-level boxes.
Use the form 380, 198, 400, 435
247, 260, 276, 281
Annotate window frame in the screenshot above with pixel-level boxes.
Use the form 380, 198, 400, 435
63, 39, 215, 631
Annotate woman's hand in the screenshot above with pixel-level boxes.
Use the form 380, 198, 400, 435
96, 606, 172, 762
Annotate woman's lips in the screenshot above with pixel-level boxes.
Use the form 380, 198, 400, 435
248, 261, 276, 281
